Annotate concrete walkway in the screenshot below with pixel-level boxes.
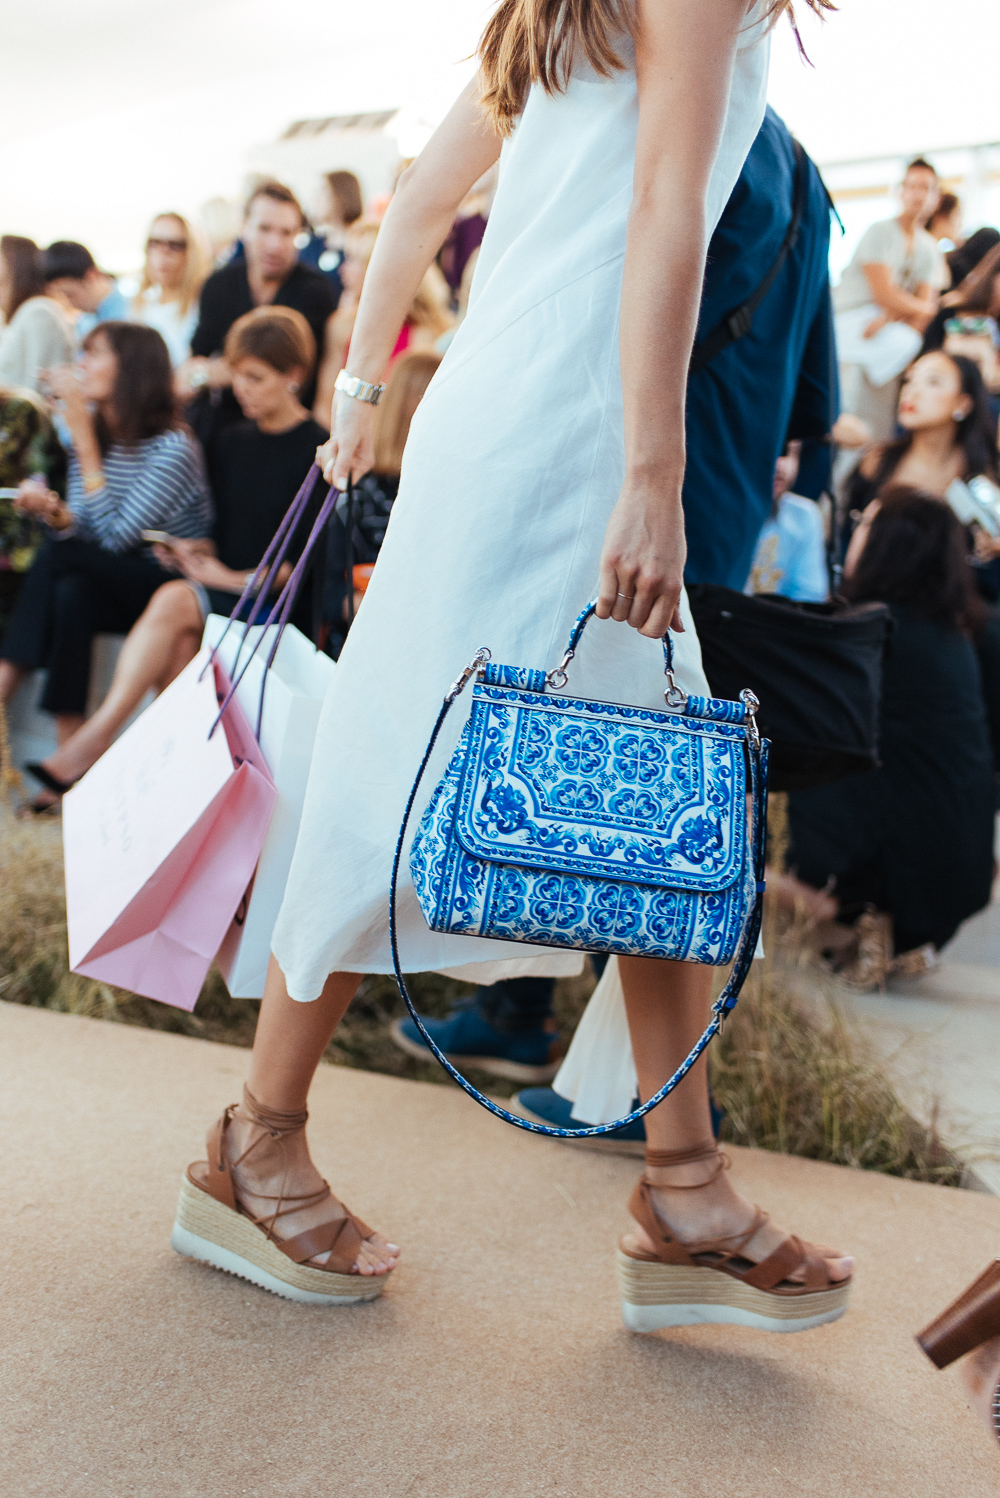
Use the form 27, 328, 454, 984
3, 1002, 1000, 1496
830, 893, 1000, 1194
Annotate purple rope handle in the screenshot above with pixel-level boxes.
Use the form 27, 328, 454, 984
210, 475, 342, 742
200, 463, 323, 700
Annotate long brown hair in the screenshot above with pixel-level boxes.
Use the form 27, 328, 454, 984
82, 322, 179, 449
0, 235, 45, 320
479, 0, 835, 135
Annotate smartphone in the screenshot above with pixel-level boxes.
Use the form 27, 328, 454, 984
140, 529, 180, 546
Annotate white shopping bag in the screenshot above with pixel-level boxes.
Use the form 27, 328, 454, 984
64, 652, 277, 1010
205, 615, 334, 997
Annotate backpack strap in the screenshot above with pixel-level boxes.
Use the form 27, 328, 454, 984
689, 138, 810, 377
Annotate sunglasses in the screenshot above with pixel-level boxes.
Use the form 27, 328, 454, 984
146, 237, 187, 253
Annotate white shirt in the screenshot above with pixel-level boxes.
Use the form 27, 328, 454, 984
131, 287, 199, 367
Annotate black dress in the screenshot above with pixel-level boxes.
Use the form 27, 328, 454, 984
207, 417, 328, 638
787, 604, 996, 953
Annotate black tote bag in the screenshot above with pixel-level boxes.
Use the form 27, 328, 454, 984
687, 584, 891, 792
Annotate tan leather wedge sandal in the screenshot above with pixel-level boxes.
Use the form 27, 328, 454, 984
171, 1088, 392, 1306
616, 1142, 852, 1334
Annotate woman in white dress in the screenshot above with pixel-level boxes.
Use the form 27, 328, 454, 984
174, 0, 853, 1325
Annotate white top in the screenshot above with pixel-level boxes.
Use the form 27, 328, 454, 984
834, 217, 948, 314
131, 287, 199, 367
0, 296, 74, 394
272, 17, 772, 999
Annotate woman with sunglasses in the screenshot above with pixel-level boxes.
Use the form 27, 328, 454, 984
131, 214, 207, 367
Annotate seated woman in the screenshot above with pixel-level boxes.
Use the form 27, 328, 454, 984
845, 349, 997, 512
0, 321, 211, 787
323, 349, 440, 655
24, 306, 327, 804
130, 212, 207, 367
0, 235, 74, 396
0, 384, 65, 635
785, 487, 998, 987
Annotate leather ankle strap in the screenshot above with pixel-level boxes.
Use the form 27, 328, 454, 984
645, 1141, 718, 1168
242, 1084, 308, 1135
644, 1141, 728, 1188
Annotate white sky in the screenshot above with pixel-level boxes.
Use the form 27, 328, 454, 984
0, 0, 996, 270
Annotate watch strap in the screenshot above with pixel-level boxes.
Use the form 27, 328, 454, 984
334, 368, 385, 406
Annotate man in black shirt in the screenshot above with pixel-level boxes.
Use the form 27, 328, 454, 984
180, 181, 338, 436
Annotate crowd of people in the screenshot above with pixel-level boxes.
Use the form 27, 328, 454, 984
1, 140, 999, 1009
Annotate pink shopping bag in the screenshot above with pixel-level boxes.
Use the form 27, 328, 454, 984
63, 650, 277, 1010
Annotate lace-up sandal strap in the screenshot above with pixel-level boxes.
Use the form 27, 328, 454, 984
241, 1085, 308, 1132
276, 1207, 376, 1272
203, 1105, 239, 1210
626, 1179, 697, 1265
644, 1141, 729, 1187
741, 1233, 833, 1291
644, 1140, 720, 1169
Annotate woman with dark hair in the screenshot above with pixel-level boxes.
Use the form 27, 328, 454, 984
845, 350, 998, 513
0, 321, 210, 782
0, 235, 74, 393
787, 486, 996, 983
17, 306, 325, 804
166, 0, 856, 1330
922, 237, 1000, 355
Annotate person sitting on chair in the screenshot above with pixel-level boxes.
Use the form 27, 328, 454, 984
18, 305, 327, 810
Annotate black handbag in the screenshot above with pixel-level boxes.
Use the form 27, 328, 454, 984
687, 584, 892, 792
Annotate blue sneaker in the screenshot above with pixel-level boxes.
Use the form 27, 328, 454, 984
510, 1086, 646, 1154
390, 999, 560, 1083
511, 1087, 724, 1154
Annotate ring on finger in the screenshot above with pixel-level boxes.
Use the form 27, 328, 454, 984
616, 592, 635, 601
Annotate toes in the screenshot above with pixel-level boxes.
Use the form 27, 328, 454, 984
354, 1233, 399, 1276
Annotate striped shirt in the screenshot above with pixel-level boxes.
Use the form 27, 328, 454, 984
63, 427, 213, 554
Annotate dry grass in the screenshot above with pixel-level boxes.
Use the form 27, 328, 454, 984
0, 804, 962, 1185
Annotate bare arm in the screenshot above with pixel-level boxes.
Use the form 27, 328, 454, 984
862, 263, 937, 330
320, 80, 502, 486
598, 0, 749, 637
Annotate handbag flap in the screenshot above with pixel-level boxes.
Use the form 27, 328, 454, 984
453, 685, 746, 893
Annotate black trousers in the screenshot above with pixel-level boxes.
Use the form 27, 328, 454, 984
0, 538, 172, 715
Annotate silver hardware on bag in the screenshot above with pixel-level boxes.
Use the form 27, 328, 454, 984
545, 647, 575, 691
740, 688, 761, 749
334, 368, 386, 406
446, 647, 491, 703
664, 667, 687, 710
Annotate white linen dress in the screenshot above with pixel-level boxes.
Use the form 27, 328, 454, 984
272, 13, 771, 1004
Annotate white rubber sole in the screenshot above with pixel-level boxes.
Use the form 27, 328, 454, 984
171, 1175, 385, 1306
389, 1017, 559, 1083
616, 1249, 850, 1335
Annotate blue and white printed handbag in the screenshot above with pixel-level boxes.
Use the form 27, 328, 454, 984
390, 599, 769, 1138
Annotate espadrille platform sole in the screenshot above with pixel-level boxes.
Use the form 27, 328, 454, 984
171, 1175, 385, 1306
616, 1249, 851, 1334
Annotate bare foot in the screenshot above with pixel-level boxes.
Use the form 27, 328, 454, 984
224, 1107, 399, 1277
622, 1154, 853, 1285
959, 1335, 1000, 1446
